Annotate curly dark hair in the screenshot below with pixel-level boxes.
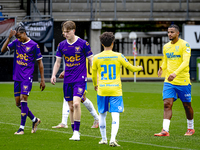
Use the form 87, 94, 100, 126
99, 32, 115, 47
168, 24, 179, 32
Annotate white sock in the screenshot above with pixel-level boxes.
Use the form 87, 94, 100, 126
99, 112, 107, 141
61, 98, 70, 125
32, 117, 36, 122
20, 125, 24, 130
187, 119, 194, 129
83, 98, 99, 120
163, 119, 170, 132
110, 112, 119, 142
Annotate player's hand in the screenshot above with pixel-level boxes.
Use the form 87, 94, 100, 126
9, 29, 16, 39
51, 76, 56, 85
94, 86, 98, 91
40, 80, 45, 91
58, 71, 65, 79
139, 65, 143, 70
158, 67, 162, 77
168, 73, 176, 81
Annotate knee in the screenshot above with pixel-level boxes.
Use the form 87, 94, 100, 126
73, 102, 80, 109
164, 101, 172, 109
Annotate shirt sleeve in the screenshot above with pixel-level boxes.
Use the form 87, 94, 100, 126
92, 56, 98, 86
56, 43, 63, 58
119, 54, 142, 72
84, 41, 93, 58
35, 44, 43, 60
161, 46, 167, 71
7, 39, 17, 51
174, 43, 191, 75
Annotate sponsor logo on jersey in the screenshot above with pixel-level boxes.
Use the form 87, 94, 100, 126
166, 52, 181, 59
186, 48, 190, 53
186, 43, 190, 47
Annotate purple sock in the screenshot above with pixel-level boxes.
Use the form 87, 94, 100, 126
71, 124, 74, 131
74, 121, 80, 132
17, 105, 35, 120
20, 101, 29, 126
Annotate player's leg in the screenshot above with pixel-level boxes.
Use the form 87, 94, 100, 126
14, 81, 40, 135
81, 93, 99, 128
68, 100, 74, 131
154, 83, 176, 136
109, 96, 123, 147
178, 84, 195, 136
69, 81, 86, 141
69, 96, 81, 140
52, 98, 69, 128
97, 95, 108, 144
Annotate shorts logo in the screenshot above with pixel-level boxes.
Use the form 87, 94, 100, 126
21, 113, 26, 116
184, 94, 191, 97
78, 88, 83, 93
118, 106, 122, 110
23, 85, 28, 90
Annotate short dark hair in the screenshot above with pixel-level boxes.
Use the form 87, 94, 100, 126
168, 24, 180, 32
62, 21, 76, 31
15, 25, 26, 33
99, 32, 115, 47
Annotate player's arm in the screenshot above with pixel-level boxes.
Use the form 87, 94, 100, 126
59, 70, 65, 79
51, 57, 62, 85
87, 55, 93, 67
92, 57, 98, 91
158, 48, 167, 77
168, 46, 191, 81
1, 29, 16, 53
120, 54, 143, 72
37, 59, 45, 91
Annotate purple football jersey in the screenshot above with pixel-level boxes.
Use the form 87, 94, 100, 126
56, 37, 93, 83
8, 39, 42, 81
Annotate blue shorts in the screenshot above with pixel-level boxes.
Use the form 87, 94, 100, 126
163, 82, 191, 102
14, 80, 32, 97
63, 81, 86, 101
97, 95, 124, 113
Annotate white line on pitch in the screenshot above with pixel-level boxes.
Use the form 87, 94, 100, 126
0, 121, 195, 150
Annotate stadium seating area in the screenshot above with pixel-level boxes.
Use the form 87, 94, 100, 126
1, 0, 200, 22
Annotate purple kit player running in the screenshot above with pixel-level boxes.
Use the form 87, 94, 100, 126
1, 25, 45, 135
51, 21, 93, 141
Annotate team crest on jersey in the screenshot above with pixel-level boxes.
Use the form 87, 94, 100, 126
186, 43, 190, 47
175, 46, 179, 52
23, 85, 28, 90
26, 47, 31, 52
75, 46, 81, 53
78, 88, 83, 93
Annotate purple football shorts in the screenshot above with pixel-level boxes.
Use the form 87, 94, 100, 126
63, 81, 86, 101
14, 80, 33, 97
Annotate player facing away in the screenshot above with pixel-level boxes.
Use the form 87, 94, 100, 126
1, 25, 45, 135
51, 21, 93, 141
154, 24, 195, 136
92, 32, 143, 147
52, 71, 99, 129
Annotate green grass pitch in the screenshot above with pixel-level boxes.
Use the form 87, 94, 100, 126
0, 82, 199, 150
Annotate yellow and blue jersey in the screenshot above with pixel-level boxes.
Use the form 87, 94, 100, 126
92, 50, 142, 96
161, 38, 191, 85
